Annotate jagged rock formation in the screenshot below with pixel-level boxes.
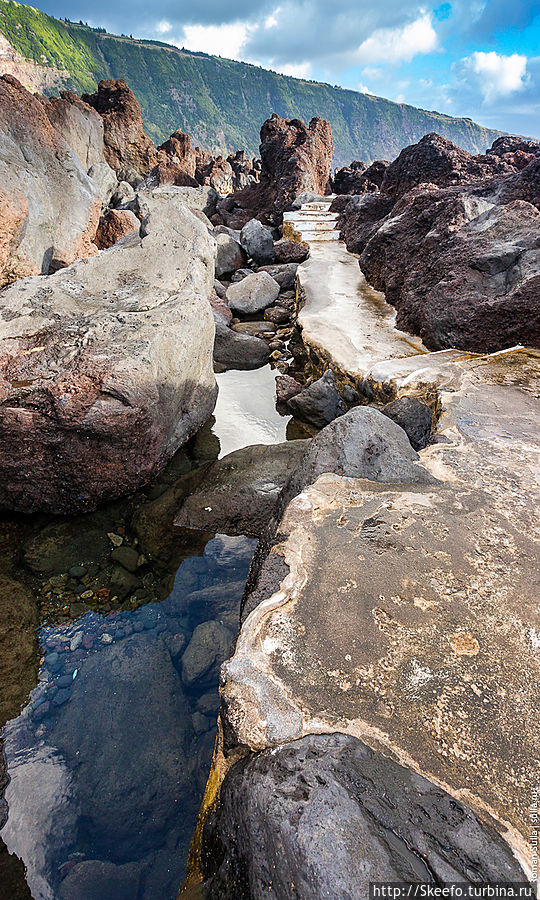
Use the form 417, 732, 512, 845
213, 114, 334, 227
336, 132, 540, 352
0, 189, 217, 513
0, 75, 102, 287
333, 159, 389, 195
81, 78, 157, 180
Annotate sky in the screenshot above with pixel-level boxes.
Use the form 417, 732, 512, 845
39, 0, 540, 137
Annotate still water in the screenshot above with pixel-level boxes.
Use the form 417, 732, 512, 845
0, 364, 288, 900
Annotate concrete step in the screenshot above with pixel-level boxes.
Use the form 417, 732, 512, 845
295, 229, 340, 242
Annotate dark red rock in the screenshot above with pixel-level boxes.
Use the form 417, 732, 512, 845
81, 79, 156, 178
333, 159, 388, 195
94, 209, 140, 250
276, 374, 303, 403
273, 239, 309, 263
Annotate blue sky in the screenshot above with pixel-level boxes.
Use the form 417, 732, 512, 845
40, 0, 540, 137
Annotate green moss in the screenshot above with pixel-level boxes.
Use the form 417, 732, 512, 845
0, 0, 503, 164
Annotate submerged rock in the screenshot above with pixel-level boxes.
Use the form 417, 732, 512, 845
201, 733, 526, 899
174, 441, 309, 537
0, 188, 217, 513
182, 620, 233, 689
213, 320, 271, 370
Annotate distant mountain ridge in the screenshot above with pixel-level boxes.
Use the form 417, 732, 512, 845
0, 0, 504, 165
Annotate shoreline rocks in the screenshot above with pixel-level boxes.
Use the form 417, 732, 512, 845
0, 188, 218, 513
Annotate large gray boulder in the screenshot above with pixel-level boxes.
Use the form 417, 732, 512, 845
286, 369, 344, 427
288, 405, 434, 496
257, 262, 298, 291
226, 271, 280, 315
381, 396, 433, 450
214, 319, 271, 370
240, 218, 275, 265
0, 75, 101, 286
202, 733, 526, 898
0, 187, 217, 513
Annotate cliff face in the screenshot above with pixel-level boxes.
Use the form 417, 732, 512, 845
0, 0, 504, 165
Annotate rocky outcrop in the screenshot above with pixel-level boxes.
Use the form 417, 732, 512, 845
44, 91, 107, 173
333, 159, 389, 195
0, 188, 217, 513
81, 79, 156, 180
148, 129, 199, 187
213, 320, 271, 371
216, 114, 333, 226
199, 734, 526, 898
334, 132, 540, 352
0, 75, 102, 287
359, 188, 540, 351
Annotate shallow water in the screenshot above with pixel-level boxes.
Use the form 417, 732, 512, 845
0, 362, 289, 900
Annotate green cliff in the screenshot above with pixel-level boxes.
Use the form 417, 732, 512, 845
0, 0, 504, 164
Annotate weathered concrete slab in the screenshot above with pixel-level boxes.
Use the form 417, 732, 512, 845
222, 348, 540, 873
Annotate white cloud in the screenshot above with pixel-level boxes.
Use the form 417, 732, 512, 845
155, 20, 172, 34
358, 83, 373, 94
180, 23, 252, 59
273, 61, 312, 78
462, 51, 528, 103
265, 8, 281, 28
355, 13, 438, 65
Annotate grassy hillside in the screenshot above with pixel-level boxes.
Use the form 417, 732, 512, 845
0, 0, 504, 164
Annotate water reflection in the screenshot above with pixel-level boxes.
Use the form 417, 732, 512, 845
1, 534, 256, 900
213, 366, 291, 456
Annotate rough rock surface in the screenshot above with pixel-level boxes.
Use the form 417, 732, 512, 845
222, 348, 540, 868
0, 188, 217, 513
44, 91, 107, 173
150, 129, 199, 187
273, 239, 309, 263
225, 271, 280, 315
240, 219, 275, 265
381, 396, 433, 450
257, 263, 298, 291
94, 209, 140, 250
81, 79, 156, 179
215, 234, 247, 278
286, 369, 344, 427
174, 441, 309, 536
333, 159, 389, 195
200, 734, 526, 899
359, 189, 540, 351
213, 320, 270, 370
0, 75, 101, 286
220, 114, 333, 226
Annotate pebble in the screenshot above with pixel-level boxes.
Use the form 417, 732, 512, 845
107, 532, 123, 547
101, 633, 113, 644
82, 634, 95, 649
68, 565, 87, 578
80, 590, 94, 600
70, 632, 83, 651
44, 652, 59, 666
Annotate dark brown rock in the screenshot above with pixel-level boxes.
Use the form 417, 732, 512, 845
273, 239, 309, 263
94, 209, 139, 250
81, 79, 156, 179
333, 159, 388, 195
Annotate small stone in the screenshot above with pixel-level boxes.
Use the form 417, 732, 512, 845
69, 632, 83, 651
101, 633, 113, 644
264, 306, 290, 325
82, 634, 95, 650
107, 532, 123, 547
192, 711, 210, 735
44, 652, 59, 667
53, 689, 71, 706
111, 545, 140, 573
80, 590, 94, 600
68, 565, 87, 579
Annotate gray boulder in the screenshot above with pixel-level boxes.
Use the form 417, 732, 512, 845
202, 733, 526, 898
226, 271, 280, 315
110, 180, 136, 208
231, 268, 253, 282
58, 860, 140, 900
214, 320, 271, 370
182, 620, 233, 688
286, 369, 343, 427
240, 219, 275, 265
87, 161, 118, 207
0, 187, 217, 513
215, 233, 247, 278
288, 405, 434, 497
257, 263, 298, 291
381, 396, 433, 450
174, 441, 309, 537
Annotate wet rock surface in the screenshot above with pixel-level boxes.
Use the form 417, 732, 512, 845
214, 320, 271, 371
286, 369, 344, 427
200, 733, 526, 898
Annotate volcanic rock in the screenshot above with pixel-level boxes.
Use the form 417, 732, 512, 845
257, 263, 298, 290
81, 79, 156, 179
0, 188, 217, 513
215, 233, 247, 278
44, 91, 107, 173
0, 75, 101, 286
94, 209, 139, 250
213, 320, 270, 370
226, 271, 280, 315
273, 239, 309, 263
381, 396, 433, 450
240, 219, 275, 265
286, 369, 344, 427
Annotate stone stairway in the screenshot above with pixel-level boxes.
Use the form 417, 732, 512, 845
283, 199, 339, 243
